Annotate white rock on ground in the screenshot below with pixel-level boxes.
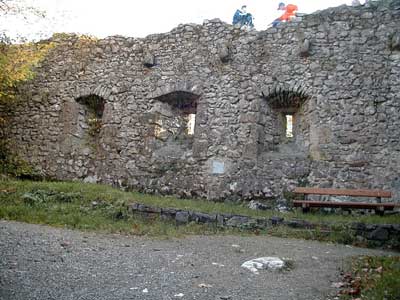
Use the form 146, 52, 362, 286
241, 257, 285, 274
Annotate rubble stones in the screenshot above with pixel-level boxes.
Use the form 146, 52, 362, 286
143, 52, 156, 67
285, 219, 314, 229
368, 227, 389, 241
218, 43, 231, 63
248, 200, 270, 210
351, 222, 400, 245
390, 32, 400, 51
299, 39, 310, 57
175, 211, 190, 225
190, 212, 216, 224
241, 257, 285, 274
270, 216, 284, 225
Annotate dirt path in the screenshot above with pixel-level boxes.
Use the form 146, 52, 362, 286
0, 220, 397, 300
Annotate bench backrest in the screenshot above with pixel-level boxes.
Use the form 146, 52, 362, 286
293, 187, 391, 198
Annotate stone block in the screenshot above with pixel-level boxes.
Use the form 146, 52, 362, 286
226, 216, 251, 228
161, 207, 178, 218
143, 52, 155, 67
269, 216, 284, 226
390, 33, 400, 51
365, 224, 378, 231
175, 211, 190, 225
392, 224, 400, 234
216, 214, 225, 226
299, 39, 310, 57
193, 140, 208, 158
367, 227, 389, 241
256, 218, 269, 229
285, 219, 313, 229
191, 212, 216, 224
211, 160, 225, 174
218, 44, 231, 63
137, 204, 161, 214
351, 222, 366, 231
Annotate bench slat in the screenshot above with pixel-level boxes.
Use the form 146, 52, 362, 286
293, 200, 399, 209
293, 187, 391, 198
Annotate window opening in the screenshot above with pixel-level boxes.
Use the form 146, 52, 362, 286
286, 114, 293, 138
187, 113, 196, 135
153, 91, 199, 141
154, 118, 167, 138
76, 94, 105, 136
262, 86, 311, 144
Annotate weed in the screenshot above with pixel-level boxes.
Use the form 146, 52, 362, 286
339, 256, 400, 299
22, 189, 81, 205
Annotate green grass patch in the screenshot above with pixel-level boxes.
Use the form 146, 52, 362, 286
339, 256, 400, 299
0, 179, 399, 239
1, 179, 399, 223
265, 224, 357, 245
0, 179, 245, 237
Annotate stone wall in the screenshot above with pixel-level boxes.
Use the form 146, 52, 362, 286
128, 202, 400, 249
2, 1, 400, 202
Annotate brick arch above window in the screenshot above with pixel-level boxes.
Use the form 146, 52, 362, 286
150, 80, 203, 100
74, 84, 113, 100
261, 84, 311, 110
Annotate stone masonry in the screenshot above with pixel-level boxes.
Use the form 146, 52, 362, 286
2, 1, 400, 202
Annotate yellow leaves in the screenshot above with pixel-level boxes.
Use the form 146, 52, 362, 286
0, 40, 55, 102
0, 116, 6, 127
0, 33, 97, 105
52, 33, 98, 50
76, 34, 98, 43
4, 42, 54, 82
338, 256, 400, 299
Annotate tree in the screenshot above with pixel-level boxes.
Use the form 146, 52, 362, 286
0, 0, 49, 43
0, 0, 55, 178
0, 0, 57, 103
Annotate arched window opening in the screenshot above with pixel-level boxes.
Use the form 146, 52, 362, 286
187, 113, 196, 135
262, 85, 310, 144
76, 94, 106, 136
286, 114, 293, 138
154, 119, 167, 138
153, 91, 199, 142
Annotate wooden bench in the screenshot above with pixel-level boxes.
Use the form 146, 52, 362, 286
293, 187, 399, 215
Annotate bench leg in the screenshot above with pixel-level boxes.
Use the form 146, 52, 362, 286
302, 203, 310, 213
375, 206, 385, 216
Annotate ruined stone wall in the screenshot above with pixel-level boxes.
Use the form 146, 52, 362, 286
2, 1, 400, 201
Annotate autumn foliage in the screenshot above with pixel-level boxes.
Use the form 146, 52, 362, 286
338, 256, 400, 299
0, 38, 55, 177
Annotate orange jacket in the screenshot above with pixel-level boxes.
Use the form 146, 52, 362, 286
279, 4, 298, 21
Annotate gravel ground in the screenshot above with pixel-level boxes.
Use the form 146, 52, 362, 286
0, 220, 397, 300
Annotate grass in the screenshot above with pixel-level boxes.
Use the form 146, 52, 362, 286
0, 179, 244, 237
339, 256, 400, 299
0, 179, 399, 240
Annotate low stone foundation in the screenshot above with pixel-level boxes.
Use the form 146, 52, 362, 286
128, 202, 314, 229
127, 203, 400, 249
351, 223, 400, 247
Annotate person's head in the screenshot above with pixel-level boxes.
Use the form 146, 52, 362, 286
278, 2, 286, 10
241, 5, 247, 13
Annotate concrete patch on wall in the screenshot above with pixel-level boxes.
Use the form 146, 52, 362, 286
212, 161, 225, 175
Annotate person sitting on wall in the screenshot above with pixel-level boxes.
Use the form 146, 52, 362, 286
232, 5, 254, 29
272, 2, 298, 27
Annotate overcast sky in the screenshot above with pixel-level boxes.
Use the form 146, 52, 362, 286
2, 0, 360, 41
